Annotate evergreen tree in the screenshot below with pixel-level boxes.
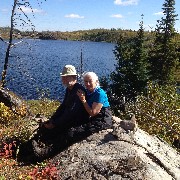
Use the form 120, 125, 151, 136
110, 15, 150, 101
132, 15, 150, 93
149, 0, 179, 84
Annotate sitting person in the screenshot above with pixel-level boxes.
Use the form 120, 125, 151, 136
17, 65, 89, 163
63, 71, 113, 146
77, 71, 112, 128
43, 64, 89, 130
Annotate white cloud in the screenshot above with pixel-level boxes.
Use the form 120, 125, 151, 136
17, 6, 44, 14
114, 0, 139, 6
65, 14, 84, 19
153, 11, 164, 16
111, 14, 123, 18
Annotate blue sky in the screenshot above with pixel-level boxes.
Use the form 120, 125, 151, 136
0, 0, 180, 32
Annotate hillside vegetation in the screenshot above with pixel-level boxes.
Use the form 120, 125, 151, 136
0, 27, 142, 42
1, 26, 180, 43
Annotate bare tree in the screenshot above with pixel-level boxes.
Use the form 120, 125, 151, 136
1, 0, 46, 87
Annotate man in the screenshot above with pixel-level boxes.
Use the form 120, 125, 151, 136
44, 64, 89, 130
17, 65, 89, 163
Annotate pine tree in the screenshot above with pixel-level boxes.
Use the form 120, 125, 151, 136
132, 15, 150, 93
110, 15, 150, 101
149, 0, 179, 84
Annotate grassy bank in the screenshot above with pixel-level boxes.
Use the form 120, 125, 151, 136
0, 99, 60, 179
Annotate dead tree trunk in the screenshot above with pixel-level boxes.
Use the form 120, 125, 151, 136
1, 0, 18, 87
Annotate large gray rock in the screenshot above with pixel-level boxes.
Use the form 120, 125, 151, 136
50, 117, 180, 180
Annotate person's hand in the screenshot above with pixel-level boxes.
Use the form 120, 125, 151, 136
77, 89, 86, 103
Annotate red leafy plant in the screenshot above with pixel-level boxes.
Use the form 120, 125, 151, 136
28, 162, 60, 179
0, 141, 17, 158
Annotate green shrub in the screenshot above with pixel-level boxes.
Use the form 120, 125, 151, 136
0, 102, 17, 126
27, 99, 60, 118
124, 81, 180, 144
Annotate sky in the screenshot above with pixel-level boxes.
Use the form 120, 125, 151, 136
0, 0, 180, 32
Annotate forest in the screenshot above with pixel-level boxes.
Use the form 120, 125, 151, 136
1, 26, 180, 43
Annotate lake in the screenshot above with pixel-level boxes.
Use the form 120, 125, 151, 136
0, 39, 116, 100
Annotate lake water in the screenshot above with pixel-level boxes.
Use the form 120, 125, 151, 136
0, 39, 116, 100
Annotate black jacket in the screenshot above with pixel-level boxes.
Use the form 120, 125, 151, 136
50, 83, 89, 129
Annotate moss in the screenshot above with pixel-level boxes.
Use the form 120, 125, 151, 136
27, 99, 60, 118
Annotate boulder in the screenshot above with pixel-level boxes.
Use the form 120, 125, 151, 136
49, 117, 180, 180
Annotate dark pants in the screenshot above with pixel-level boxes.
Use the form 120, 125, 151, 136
67, 119, 111, 143
36, 115, 112, 148
49, 108, 112, 152
44, 107, 112, 143
17, 108, 112, 163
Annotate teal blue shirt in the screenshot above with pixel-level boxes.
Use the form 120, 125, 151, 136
86, 86, 110, 108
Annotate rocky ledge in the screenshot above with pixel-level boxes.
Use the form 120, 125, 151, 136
49, 117, 180, 180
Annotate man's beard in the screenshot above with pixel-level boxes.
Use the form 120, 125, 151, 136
64, 81, 75, 88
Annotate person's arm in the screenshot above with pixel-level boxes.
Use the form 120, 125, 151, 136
49, 88, 68, 121
77, 89, 102, 116
82, 101, 102, 116
44, 89, 67, 129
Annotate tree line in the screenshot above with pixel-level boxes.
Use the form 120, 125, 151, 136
103, 0, 179, 113
0, 27, 151, 42
1, 26, 180, 43
102, 0, 180, 143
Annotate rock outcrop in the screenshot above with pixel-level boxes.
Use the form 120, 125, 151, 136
0, 87, 29, 115
49, 117, 180, 180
